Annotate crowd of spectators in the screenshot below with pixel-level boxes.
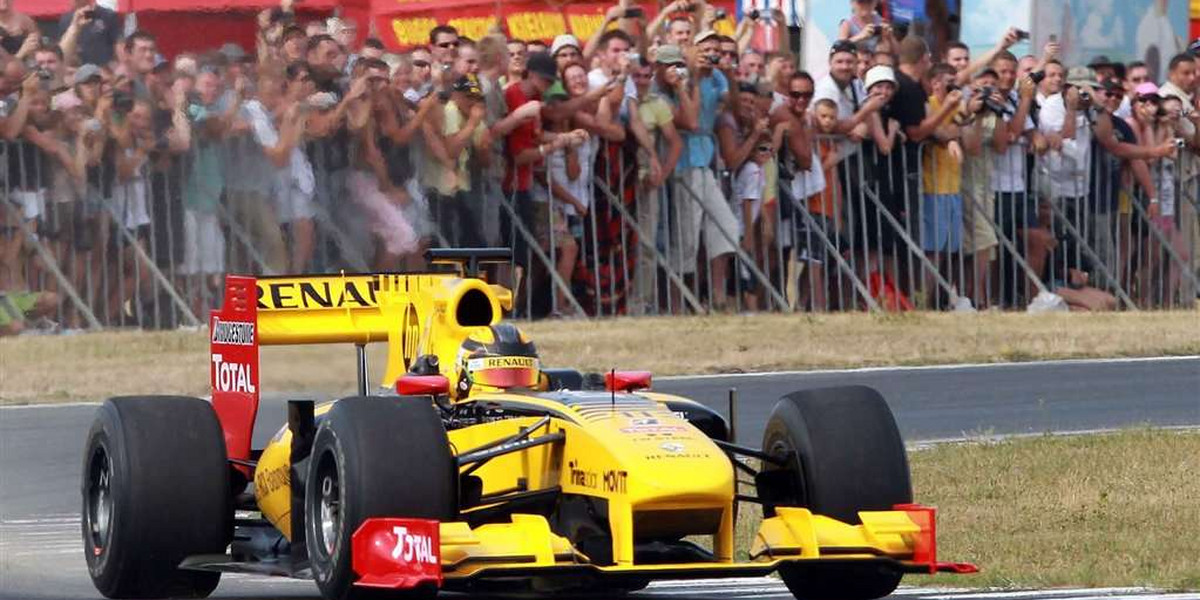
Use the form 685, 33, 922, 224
1, 0, 1198, 330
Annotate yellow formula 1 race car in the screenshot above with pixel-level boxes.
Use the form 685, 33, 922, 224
81, 249, 975, 600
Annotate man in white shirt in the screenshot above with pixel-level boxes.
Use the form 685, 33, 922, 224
1037, 64, 1095, 285
812, 39, 884, 148
585, 29, 638, 102
1036, 63, 1092, 202
989, 50, 1053, 305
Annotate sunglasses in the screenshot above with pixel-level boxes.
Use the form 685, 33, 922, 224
412, 60, 430, 68
790, 90, 814, 99
756, 145, 772, 152
1136, 95, 1161, 104
830, 41, 857, 56
1102, 90, 1120, 98
437, 41, 460, 49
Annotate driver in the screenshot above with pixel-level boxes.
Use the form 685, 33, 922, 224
454, 323, 540, 398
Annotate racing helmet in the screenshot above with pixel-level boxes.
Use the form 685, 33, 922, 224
455, 323, 540, 395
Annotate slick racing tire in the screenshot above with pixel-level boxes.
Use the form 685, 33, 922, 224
81, 396, 232, 599
305, 397, 457, 600
759, 386, 911, 600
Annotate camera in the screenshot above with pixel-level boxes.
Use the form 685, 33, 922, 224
705, 54, 720, 65
1173, 138, 1187, 149
82, 8, 96, 19
977, 86, 1010, 116
1014, 29, 1030, 40
749, 9, 760, 20
674, 66, 689, 81
714, 8, 727, 20
1029, 70, 1046, 85
112, 90, 135, 114
623, 7, 644, 19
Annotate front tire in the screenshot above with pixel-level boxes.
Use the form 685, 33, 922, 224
81, 396, 232, 599
758, 386, 911, 600
304, 397, 456, 600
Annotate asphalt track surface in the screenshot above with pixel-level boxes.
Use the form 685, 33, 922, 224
1, 356, 1197, 600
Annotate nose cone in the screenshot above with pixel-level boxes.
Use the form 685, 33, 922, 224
604, 414, 735, 506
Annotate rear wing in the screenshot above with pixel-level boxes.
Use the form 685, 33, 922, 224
210, 265, 514, 467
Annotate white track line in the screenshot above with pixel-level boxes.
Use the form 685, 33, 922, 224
910, 425, 1200, 448
918, 589, 1156, 599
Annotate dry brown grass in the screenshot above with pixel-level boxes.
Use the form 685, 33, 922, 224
727, 430, 1200, 589
0, 311, 1196, 405
908, 429, 1200, 589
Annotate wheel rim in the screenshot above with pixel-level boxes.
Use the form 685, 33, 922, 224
85, 446, 113, 558
315, 452, 341, 559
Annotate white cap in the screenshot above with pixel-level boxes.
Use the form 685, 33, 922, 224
694, 30, 720, 45
864, 65, 896, 91
551, 34, 581, 56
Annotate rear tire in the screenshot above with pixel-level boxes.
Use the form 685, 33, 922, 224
81, 396, 232, 599
758, 386, 911, 600
305, 397, 456, 600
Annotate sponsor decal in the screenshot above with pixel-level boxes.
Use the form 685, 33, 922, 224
256, 279, 379, 310
212, 353, 257, 393
629, 417, 659, 426
391, 526, 438, 565
467, 356, 539, 370
659, 441, 686, 454
568, 460, 598, 489
603, 469, 628, 494
401, 305, 420, 370
620, 424, 688, 435
644, 450, 713, 460
567, 461, 627, 494
352, 518, 442, 588
255, 464, 290, 496
211, 318, 255, 346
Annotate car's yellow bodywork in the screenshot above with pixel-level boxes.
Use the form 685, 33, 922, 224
241, 269, 950, 586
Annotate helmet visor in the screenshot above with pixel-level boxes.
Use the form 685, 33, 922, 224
467, 356, 540, 388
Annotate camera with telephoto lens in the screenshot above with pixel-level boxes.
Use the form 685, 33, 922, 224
977, 86, 1010, 116
112, 90, 134, 114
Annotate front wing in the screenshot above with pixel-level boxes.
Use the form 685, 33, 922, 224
350, 505, 977, 592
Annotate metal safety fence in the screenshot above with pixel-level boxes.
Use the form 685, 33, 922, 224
2, 125, 1197, 333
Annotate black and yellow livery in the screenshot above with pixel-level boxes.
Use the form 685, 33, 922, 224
80, 249, 975, 600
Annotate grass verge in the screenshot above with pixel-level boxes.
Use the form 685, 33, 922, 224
1, 311, 1196, 405
731, 429, 1200, 590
